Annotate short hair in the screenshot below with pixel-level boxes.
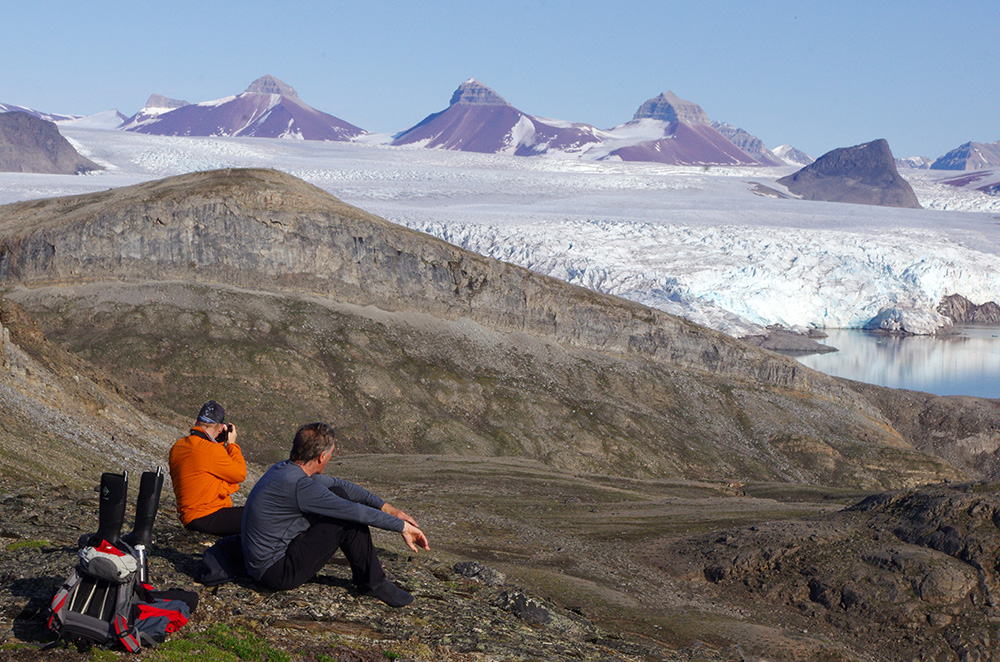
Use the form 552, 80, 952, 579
290, 422, 336, 463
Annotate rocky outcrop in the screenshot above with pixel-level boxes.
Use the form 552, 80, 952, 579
711, 121, 783, 166
777, 139, 922, 208
0, 112, 100, 174
633, 91, 710, 124
448, 78, 508, 105
937, 293, 1000, 324
658, 481, 1000, 661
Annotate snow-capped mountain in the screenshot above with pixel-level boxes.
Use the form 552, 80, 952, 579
772, 144, 814, 167
579, 92, 772, 166
392, 79, 602, 155
0, 102, 78, 123
932, 140, 1000, 170
394, 83, 774, 166
122, 94, 190, 128
896, 156, 932, 169
121, 75, 366, 141
59, 109, 129, 129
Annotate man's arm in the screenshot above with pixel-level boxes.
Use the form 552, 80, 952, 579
381, 502, 419, 527
296, 477, 405, 532
208, 440, 247, 483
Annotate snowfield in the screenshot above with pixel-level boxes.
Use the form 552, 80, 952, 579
3, 126, 1000, 337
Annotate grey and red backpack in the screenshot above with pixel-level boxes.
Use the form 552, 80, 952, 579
46, 469, 198, 651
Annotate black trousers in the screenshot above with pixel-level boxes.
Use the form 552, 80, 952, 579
185, 506, 244, 536
258, 488, 386, 592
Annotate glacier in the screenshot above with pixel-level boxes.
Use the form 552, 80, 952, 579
2, 125, 999, 338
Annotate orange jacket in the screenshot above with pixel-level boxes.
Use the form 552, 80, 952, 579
169, 427, 247, 525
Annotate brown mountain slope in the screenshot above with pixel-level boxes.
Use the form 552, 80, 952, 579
0, 168, 967, 487
0, 111, 101, 174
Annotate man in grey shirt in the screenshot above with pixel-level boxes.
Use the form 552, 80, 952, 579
242, 422, 429, 607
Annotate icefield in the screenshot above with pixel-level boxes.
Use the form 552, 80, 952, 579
2, 126, 999, 338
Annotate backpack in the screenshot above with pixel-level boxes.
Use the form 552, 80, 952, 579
197, 534, 247, 586
47, 539, 195, 651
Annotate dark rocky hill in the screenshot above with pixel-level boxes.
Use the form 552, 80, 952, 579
0, 112, 101, 174
777, 138, 922, 208
0, 167, 974, 489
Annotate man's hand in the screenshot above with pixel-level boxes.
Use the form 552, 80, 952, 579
225, 424, 238, 448
401, 521, 430, 553
382, 502, 418, 528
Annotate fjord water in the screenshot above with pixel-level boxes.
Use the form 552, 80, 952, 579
795, 326, 1000, 398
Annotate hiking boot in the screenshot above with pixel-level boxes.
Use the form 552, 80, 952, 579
362, 581, 413, 608
91, 471, 128, 547
122, 468, 164, 548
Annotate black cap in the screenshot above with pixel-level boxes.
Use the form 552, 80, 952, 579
197, 400, 225, 424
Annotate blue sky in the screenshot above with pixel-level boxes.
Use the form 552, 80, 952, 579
2, 0, 997, 159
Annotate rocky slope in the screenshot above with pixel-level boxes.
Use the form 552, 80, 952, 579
932, 139, 1000, 170
391, 79, 602, 155
0, 168, 970, 488
777, 138, 922, 208
937, 293, 1000, 324
0, 112, 100, 175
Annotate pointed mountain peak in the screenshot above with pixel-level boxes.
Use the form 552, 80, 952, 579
244, 75, 298, 98
144, 94, 189, 110
633, 91, 709, 125
449, 79, 508, 106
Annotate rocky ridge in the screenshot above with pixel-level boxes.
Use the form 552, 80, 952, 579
937, 293, 1000, 324
0, 168, 975, 488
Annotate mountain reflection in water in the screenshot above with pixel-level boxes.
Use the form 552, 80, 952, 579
795, 326, 1000, 399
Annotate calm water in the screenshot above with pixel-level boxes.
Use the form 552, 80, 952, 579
794, 326, 1000, 399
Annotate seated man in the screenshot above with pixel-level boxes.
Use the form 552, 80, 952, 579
169, 400, 247, 535
242, 422, 429, 607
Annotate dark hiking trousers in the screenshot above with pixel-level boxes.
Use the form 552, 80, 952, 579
258, 487, 386, 592
186, 506, 244, 536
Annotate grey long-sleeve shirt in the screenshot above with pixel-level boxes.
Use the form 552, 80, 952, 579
242, 460, 405, 579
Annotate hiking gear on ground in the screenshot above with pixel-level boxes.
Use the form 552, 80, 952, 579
197, 534, 248, 586
78, 539, 138, 583
122, 468, 164, 548
48, 563, 195, 651
93, 471, 128, 547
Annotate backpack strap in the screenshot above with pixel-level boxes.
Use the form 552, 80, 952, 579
113, 613, 141, 652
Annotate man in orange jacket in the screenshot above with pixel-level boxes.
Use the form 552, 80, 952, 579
169, 401, 247, 535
